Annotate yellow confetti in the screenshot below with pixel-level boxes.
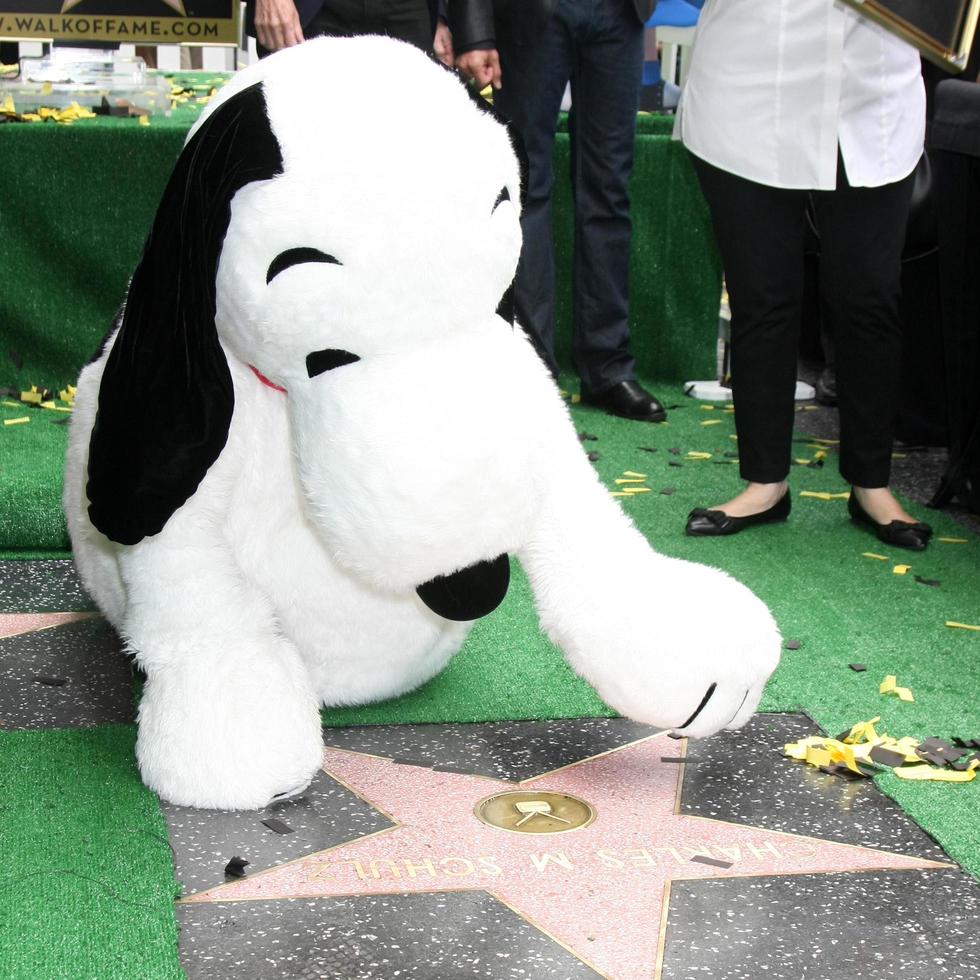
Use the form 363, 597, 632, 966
946, 621, 980, 632
609, 491, 630, 497
571, 393, 581, 404
686, 451, 712, 460
40, 400, 56, 409
827, 492, 851, 499
729, 434, 738, 441
615, 478, 646, 484
622, 471, 646, 478
893, 767, 976, 783
893, 564, 911, 576
622, 487, 652, 494
138, 114, 150, 127
702, 419, 722, 426
4, 417, 29, 426
862, 552, 889, 561
20, 390, 42, 405
879, 675, 914, 702
800, 491, 831, 500
2, 400, 21, 409
794, 458, 812, 466
700, 404, 715, 411
938, 537, 968, 544
842, 718, 883, 746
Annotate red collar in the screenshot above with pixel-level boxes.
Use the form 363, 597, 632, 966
250, 365, 287, 394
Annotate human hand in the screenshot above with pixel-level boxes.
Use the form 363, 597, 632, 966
433, 18, 454, 67
455, 48, 502, 90
254, 0, 305, 52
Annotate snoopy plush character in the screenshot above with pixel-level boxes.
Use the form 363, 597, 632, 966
63, 36, 781, 810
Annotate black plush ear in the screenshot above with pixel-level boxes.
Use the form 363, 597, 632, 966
86, 82, 284, 545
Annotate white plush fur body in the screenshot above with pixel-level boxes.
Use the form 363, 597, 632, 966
64, 37, 781, 810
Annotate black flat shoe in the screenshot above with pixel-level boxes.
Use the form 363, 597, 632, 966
581, 380, 667, 422
847, 493, 932, 551
685, 491, 791, 536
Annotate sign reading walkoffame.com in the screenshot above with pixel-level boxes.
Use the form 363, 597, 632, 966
0, 0, 240, 45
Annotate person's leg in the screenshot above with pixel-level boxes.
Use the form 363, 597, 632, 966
494, 18, 575, 380
689, 154, 808, 517
565, 0, 644, 394
813, 156, 918, 525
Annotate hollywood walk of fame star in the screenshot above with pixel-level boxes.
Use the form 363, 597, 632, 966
182, 733, 951, 980
61, 0, 187, 16
0, 611, 98, 641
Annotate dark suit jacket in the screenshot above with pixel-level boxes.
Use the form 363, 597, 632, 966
449, 0, 657, 52
245, 0, 440, 39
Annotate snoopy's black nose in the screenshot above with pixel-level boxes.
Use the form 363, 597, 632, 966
306, 349, 361, 378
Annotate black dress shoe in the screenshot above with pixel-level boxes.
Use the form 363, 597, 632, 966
685, 491, 792, 536
581, 380, 666, 422
847, 492, 932, 551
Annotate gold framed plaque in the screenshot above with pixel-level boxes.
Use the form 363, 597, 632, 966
841, 0, 979, 72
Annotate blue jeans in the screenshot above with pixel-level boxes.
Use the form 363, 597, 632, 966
494, 0, 645, 393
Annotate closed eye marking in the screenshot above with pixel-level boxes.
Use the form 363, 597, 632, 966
492, 186, 510, 212
267, 247, 341, 284
306, 349, 360, 378
677, 682, 717, 730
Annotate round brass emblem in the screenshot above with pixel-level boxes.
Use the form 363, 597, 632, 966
474, 790, 596, 835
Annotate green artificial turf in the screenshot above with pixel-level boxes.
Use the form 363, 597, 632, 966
0, 726, 181, 980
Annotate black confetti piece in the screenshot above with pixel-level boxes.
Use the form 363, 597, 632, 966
950, 752, 980, 772
668, 461, 683, 468
848, 663, 867, 672
819, 763, 867, 781
578, 432, 599, 442
869, 746, 906, 768
224, 856, 249, 878
587, 451, 600, 462
689, 855, 733, 869
914, 575, 940, 587
660, 757, 700, 764
668, 447, 681, 455
915, 748, 949, 768
784, 639, 802, 650
660, 487, 675, 496
261, 818, 295, 835
33, 675, 67, 687
638, 446, 659, 453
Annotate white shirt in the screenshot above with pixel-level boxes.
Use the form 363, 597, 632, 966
674, 0, 926, 190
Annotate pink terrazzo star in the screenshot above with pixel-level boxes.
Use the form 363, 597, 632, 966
0, 612, 98, 641
184, 734, 950, 979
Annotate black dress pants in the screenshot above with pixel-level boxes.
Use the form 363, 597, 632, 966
494, 0, 645, 393
691, 152, 916, 488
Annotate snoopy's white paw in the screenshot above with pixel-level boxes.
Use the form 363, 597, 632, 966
553, 557, 781, 741
134, 646, 324, 809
